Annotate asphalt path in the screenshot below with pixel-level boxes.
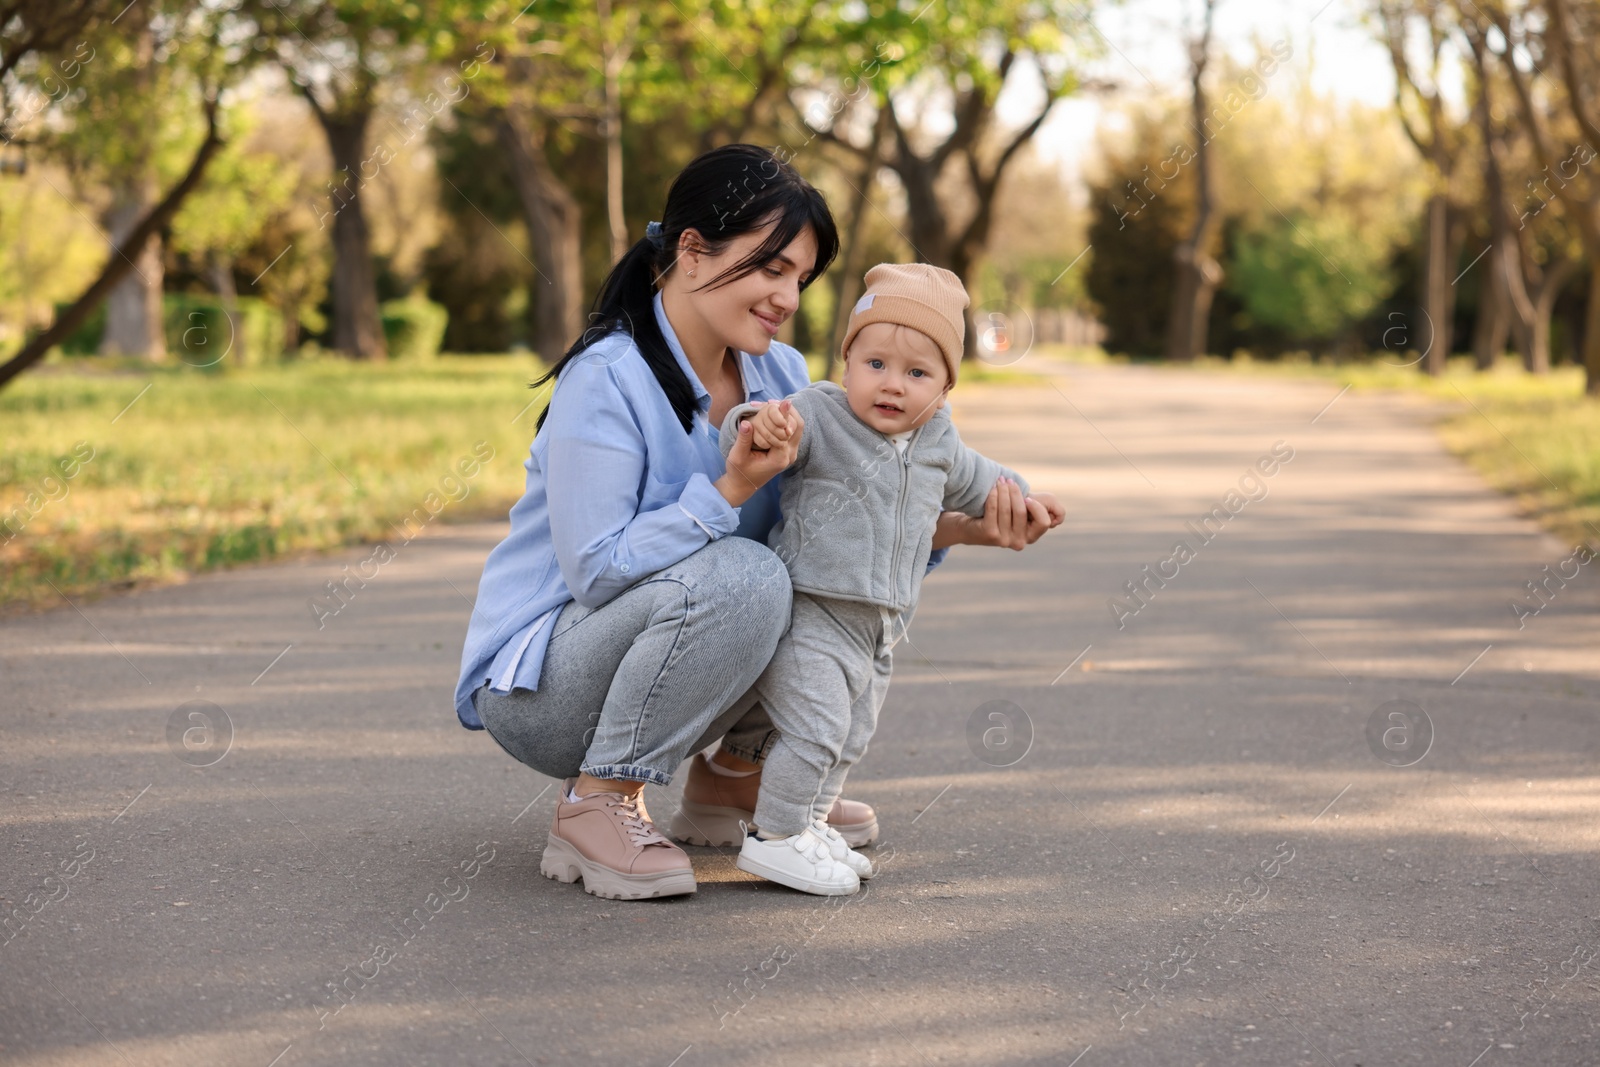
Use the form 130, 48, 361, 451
3, 356, 1597, 1066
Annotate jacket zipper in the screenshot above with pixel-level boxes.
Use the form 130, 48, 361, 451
886, 426, 920, 607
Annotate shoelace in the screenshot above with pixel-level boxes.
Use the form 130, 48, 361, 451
607, 795, 671, 848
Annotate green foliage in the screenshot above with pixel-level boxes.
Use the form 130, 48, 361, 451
0, 170, 106, 357
55, 295, 287, 364
170, 117, 298, 264
53, 301, 108, 355
1227, 212, 1393, 347
165, 295, 287, 368
42, 1, 212, 191
1084, 108, 1191, 356
1084, 54, 1424, 358
380, 296, 449, 360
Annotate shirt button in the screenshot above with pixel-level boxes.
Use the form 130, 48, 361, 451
620, 563, 630, 574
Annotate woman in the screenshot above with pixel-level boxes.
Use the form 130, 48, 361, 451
454, 144, 1060, 901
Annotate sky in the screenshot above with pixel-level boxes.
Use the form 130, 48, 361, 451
1007, 0, 1405, 179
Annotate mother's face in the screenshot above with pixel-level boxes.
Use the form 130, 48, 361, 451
676, 222, 819, 356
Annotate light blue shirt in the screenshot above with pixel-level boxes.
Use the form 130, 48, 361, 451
453, 291, 949, 729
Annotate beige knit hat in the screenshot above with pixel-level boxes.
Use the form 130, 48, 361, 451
841, 263, 969, 385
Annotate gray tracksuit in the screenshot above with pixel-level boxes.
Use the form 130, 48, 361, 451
719, 382, 1029, 835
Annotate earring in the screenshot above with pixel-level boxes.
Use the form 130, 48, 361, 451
688, 269, 696, 276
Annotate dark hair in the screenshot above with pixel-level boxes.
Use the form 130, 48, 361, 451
532, 144, 840, 434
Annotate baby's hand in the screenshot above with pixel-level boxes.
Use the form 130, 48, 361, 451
743, 399, 798, 452
1027, 491, 1065, 531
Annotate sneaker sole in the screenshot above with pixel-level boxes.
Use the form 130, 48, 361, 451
735, 851, 860, 896
673, 800, 881, 851
832, 816, 880, 850
540, 835, 697, 900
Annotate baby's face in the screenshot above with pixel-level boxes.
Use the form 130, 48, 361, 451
841, 322, 950, 435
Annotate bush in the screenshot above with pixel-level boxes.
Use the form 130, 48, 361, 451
164, 294, 285, 368
53, 300, 107, 355
52, 295, 285, 365
381, 296, 449, 361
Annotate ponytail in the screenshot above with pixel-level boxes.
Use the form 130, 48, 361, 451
532, 144, 840, 435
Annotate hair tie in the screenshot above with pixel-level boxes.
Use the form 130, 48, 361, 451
645, 220, 665, 248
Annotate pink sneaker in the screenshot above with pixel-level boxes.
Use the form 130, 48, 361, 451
824, 797, 881, 850
540, 780, 696, 900
668, 753, 881, 849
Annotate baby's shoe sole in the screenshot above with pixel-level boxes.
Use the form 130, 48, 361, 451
540, 835, 697, 900
668, 799, 748, 847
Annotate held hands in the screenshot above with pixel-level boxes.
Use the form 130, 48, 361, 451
716, 399, 804, 508
936, 479, 1064, 551
742, 399, 801, 453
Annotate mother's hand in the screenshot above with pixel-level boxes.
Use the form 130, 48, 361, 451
716, 400, 803, 507
932, 479, 1063, 551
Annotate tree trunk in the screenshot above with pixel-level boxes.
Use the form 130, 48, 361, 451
1472, 241, 1510, 370
825, 110, 890, 379
98, 182, 166, 360
1519, 258, 1576, 374
1582, 262, 1600, 397
597, 0, 628, 266
886, 113, 953, 271
1420, 192, 1453, 375
208, 253, 244, 365
1165, 1, 1220, 364
316, 109, 386, 360
499, 109, 584, 363
97, 12, 164, 361
1469, 32, 1526, 373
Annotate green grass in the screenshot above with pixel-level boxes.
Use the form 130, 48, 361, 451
1, 354, 550, 611
1036, 344, 1600, 551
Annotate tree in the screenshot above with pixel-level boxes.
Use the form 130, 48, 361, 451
1459, 12, 1575, 374
824, 106, 892, 376
169, 114, 298, 362
1227, 212, 1394, 349
0, 0, 111, 87
799, 0, 1091, 359
92, 6, 166, 358
1165, 0, 1222, 362
1379, 0, 1468, 375
594, 0, 636, 266
1085, 107, 1191, 357
259, 0, 455, 360
1086, 60, 1421, 360
1485, 0, 1600, 393
44, 1, 233, 361
469, 0, 835, 360
0, 0, 239, 389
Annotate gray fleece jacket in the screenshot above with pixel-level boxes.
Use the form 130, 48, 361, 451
718, 381, 1029, 613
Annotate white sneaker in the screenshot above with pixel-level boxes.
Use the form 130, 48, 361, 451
736, 826, 860, 896
811, 819, 874, 879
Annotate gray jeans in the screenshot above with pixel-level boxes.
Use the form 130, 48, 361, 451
472, 536, 791, 787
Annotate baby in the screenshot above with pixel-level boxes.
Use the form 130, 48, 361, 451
716, 263, 1056, 895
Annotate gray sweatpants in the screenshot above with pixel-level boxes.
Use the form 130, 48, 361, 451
751, 592, 897, 837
